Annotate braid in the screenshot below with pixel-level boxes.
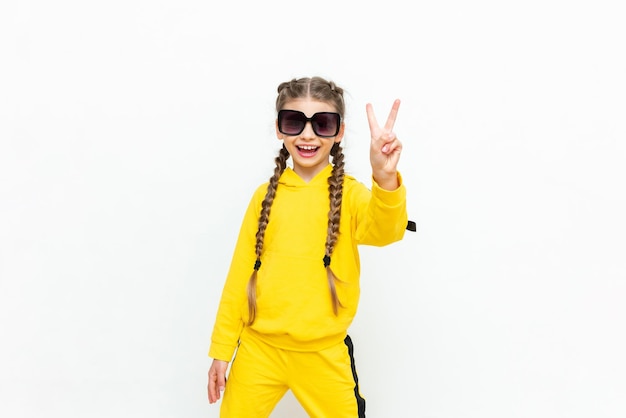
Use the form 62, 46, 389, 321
325, 143, 345, 314
246, 145, 290, 325
327, 80, 344, 97
276, 80, 293, 96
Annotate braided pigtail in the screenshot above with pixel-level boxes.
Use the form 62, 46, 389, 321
324, 142, 345, 314
246, 145, 290, 325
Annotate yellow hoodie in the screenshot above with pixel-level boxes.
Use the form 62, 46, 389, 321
209, 164, 408, 361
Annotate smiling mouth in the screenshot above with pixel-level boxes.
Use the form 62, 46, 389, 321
296, 145, 320, 156
297, 145, 320, 151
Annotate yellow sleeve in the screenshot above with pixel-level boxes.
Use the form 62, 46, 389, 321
208, 186, 265, 361
351, 172, 408, 246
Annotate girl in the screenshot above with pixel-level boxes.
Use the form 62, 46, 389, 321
207, 76, 409, 417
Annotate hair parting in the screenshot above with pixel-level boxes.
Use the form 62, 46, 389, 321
276, 77, 345, 116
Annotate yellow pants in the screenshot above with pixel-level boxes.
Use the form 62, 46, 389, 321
220, 330, 366, 418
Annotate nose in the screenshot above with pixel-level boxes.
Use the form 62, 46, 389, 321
300, 121, 316, 138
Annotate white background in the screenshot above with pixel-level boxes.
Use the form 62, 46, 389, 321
1, 0, 625, 417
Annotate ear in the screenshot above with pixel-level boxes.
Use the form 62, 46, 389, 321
334, 123, 345, 144
275, 120, 284, 141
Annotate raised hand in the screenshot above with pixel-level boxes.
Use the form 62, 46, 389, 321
366, 99, 403, 190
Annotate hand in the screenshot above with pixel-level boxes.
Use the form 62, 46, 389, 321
207, 359, 229, 404
366, 99, 403, 190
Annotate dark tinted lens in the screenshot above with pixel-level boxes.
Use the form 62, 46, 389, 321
278, 110, 306, 135
311, 113, 340, 137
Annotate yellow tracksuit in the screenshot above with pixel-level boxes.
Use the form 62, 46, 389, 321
209, 164, 407, 417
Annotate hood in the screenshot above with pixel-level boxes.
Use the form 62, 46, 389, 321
278, 164, 334, 188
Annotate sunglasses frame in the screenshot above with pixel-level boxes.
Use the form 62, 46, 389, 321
277, 109, 341, 138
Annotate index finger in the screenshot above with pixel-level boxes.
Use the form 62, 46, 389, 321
208, 374, 216, 402
384, 99, 401, 131
365, 102, 380, 133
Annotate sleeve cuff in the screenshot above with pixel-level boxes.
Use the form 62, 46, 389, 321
371, 172, 406, 206
208, 341, 237, 362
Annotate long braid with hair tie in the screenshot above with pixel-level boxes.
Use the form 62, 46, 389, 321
324, 143, 345, 314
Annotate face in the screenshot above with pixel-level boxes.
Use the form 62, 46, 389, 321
276, 98, 344, 182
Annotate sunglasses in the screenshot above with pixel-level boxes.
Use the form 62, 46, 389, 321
277, 110, 341, 138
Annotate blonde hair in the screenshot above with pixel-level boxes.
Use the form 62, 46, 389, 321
247, 76, 346, 324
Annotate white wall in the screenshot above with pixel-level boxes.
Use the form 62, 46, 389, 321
1, 1, 624, 417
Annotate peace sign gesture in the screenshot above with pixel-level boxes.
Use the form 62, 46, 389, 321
366, 99, 403, 190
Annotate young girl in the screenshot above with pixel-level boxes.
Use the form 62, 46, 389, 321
207, 76, 409, 417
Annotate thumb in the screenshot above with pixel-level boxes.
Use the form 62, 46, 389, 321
217, 367, 227, 391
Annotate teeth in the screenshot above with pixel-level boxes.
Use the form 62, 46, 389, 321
299, 145, 318, 150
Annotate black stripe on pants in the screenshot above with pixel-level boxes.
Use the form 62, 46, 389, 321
344, 335, 366, 418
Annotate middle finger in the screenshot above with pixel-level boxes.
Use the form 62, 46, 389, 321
384, 99, 401, 131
